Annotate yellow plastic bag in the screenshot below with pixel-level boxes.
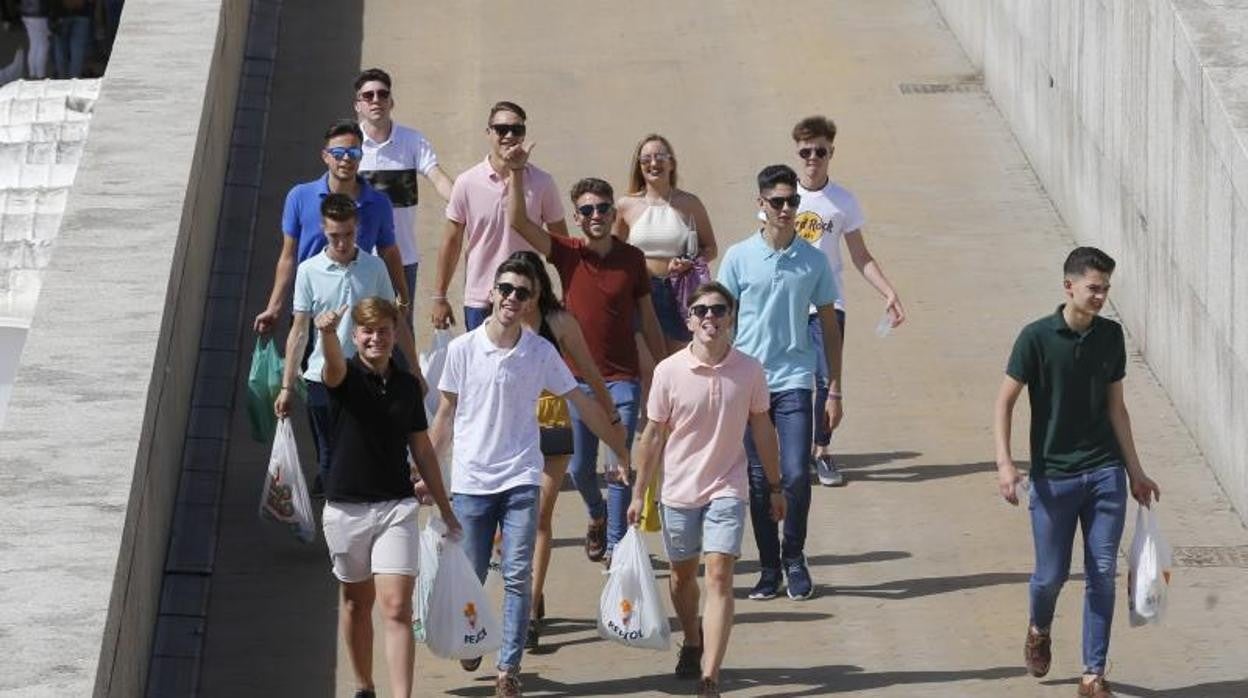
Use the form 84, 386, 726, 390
639, 481, 662, 532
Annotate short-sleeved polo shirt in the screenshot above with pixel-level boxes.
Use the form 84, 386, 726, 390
360, 123, 439, 266
292, 249, 396, 382
325, 358, 425, 503
1006, 305, 1126, 477
282, 174, 396, 263
445, 157, 564, 308
648, 346, 770, 508
717, 231, 838, 392
438, 326, 577, 495
547, 235, 650, 381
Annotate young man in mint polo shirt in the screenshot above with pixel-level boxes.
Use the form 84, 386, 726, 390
994, 247, 1160, 698
718, 164, 843, 601
254, 119, 409, 334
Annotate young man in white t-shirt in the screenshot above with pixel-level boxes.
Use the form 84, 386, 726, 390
354, 68, 455, 306
791, 115, 906, 487
629, 282, 784, 698
430, 258, 630, 697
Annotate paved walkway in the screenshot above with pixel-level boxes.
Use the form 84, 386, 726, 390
199, 1, 1248, 696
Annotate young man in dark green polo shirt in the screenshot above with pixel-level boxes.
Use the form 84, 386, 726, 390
994, 247, 1160, 698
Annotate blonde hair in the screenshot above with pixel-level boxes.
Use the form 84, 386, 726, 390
626, 133, 678, 195
351, 296, 402, 329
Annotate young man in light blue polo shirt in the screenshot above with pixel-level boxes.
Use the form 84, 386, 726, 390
275, 193, 420, 489
718, 164, 844, 601
254, 119, 409, 335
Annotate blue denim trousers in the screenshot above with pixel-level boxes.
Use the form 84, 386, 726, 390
305, 380, 334, 483
566, 379, 640, 554
453, 485, 540, 674
744, 388, 813, 569
53, 15, 90, 78
1029, 465, 1127, 675
463, 306, 490, 331
806, 310, 845, 448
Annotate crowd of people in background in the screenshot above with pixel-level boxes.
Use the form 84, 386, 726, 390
0, 0, 122, 83
252, 65, 1159, 698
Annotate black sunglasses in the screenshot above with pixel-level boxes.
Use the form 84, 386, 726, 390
764, 194, 801, 211
495, 282, 533, 302
689, 303, 729, 319
358, 89, 391, 102
576, 202, 613, 217
489, 123, 527, 138
798, 147, 829, 160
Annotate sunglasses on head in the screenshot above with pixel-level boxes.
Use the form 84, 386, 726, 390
495, 282, 533, 302
576, 202, 613, 217
325, 146, 363, 161
489, 123, 527, 138
639, 153, 672, 165
763, 194, 801, 211
358, 89, 390, 102
689, 303, 729, 319
798, 147, 829, 160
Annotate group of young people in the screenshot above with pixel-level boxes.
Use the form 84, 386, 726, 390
252, 66, 1160, 698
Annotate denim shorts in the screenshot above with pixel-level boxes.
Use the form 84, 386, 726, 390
660, 497, 747, 562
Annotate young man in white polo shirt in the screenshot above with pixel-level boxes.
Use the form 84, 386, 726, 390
431, 258, 629, 697
354, 68, 455, 303
629, 282, 784, 698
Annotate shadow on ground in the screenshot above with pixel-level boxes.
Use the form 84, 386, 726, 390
1041, 677, 1248, 697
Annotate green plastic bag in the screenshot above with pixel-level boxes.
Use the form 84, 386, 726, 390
247, 337, 283, 443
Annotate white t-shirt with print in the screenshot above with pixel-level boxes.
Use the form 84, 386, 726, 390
360, 123, 439, 266
795, 179, 864, 310
439, 325, 578, 495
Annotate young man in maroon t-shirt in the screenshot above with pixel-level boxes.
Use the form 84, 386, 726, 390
506, 146, 665, 572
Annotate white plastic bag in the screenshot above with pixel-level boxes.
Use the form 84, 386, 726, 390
1127, 505, 1172, 626
425, 538, 502, 659
411, 515, 446, 643
598, 527, 671, 650
419, 329, 453, 423
258, 418, 315, 543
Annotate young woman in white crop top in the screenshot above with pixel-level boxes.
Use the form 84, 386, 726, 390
614, 134, 718, 356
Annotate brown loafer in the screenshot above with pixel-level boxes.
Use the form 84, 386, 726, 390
585, 518, 606, 562
1023, 627, 1051, 677
495, 673, 522, 697
1077, 676, 1114, 697
697, 677, 721, 697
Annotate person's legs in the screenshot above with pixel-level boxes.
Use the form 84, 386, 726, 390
532, 455, 570, 624
745, 393, 781, 594
603, 380, 640, 555
700, 497, 745, 683
1078, 466, 1127, 678
341, 580, 377, 691
808, 314, 830, 449
496, 485, 540, 676
452, 493, 500, 584
772, 389, 814, 596
566, 382, 607, 556
374, 574, 415, 698
463, 306, 489, 331
661, 502, 704, 679
1028, 475, 1082, 632
22, 17, 48, 78
305, 381, 334, 485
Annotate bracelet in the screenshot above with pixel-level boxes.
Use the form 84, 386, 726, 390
279, 386, 291, 392
828, 391, 843, 400
431, 295, 447, 301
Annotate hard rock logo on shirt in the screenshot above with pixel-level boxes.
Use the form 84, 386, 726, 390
795, 211, 827, 244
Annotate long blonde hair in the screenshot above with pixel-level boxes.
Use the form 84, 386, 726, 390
626, 133, 678, 196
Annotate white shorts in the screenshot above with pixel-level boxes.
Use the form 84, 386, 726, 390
322, 498, 420, 583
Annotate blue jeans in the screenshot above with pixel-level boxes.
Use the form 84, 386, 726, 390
453, 485, 540, 674
744, 388, 813, 569
53, 15, 90, 78
403, 263, 418, 303
306, 380, 333, 483
649, 276, 693, 341
566, 379, 640, 554
807, 310, 845, 448
464, 306, 489, 331
1029, 465, 1127, 675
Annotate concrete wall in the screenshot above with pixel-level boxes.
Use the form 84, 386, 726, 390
0, 0, 249, 695
933, 0, 1248, 523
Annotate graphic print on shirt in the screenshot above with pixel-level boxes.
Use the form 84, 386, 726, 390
795, 209, 846, 246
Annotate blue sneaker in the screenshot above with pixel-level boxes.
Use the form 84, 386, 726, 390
748, 567, 782, 600
784, 557, 815, 600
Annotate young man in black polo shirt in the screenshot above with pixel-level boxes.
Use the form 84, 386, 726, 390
317, 296, 460, 698
994, 247, 1160, 698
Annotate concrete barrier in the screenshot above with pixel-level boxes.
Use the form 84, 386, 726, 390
0, 0, 250, 695
933, 0, 1248, 524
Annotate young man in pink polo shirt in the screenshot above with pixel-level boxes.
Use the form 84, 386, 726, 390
628, 282, 785, 698
430, 101, 568, 331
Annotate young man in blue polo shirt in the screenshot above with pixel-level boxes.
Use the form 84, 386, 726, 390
253, 119, 409, 334
995, 247, 1160, 698
275, 193, 419, 491
718, 164, 843, 601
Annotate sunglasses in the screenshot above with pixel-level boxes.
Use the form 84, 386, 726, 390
357, 89, 391, 102
763, 194, 801, 211
495, 282, 533, 302
639, 153, 672, 165
325, 146, 363, 161
489, 123, 527, 138
798, 147, 829, 160
689, 303, 730, 319
576, 202, 613, 217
